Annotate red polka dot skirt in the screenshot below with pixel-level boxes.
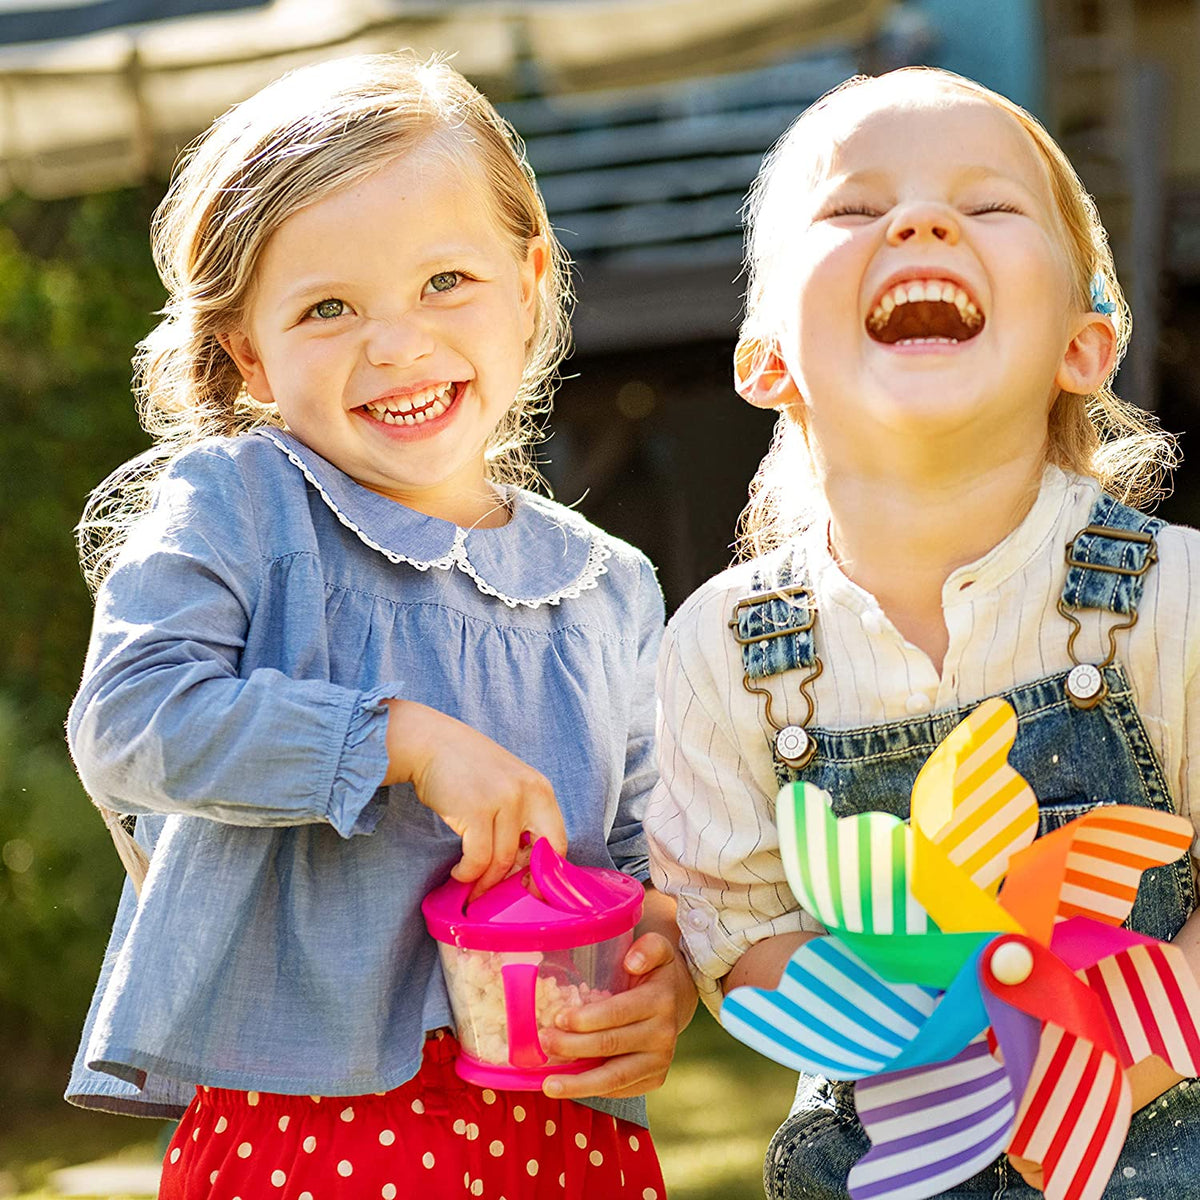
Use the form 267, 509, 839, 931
158, 1032, 666, 1199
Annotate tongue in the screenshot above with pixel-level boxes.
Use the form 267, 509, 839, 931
873, 301, 979, 344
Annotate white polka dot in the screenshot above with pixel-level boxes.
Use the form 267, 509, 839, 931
247, 1091, 260, 1106
513, 1105, 526, 1122
169, 1148, 181, 1164
575, 1133, 588, 1149
379, 1129, 396, 1146
453, 1118, 467, 1135
489, 1139, 505, 1157
544, 1119, 556, 1136
466, 1122, 480, 1141
621, 1171, 626, 1186
237, 1142, 252, 1159
411, 1097, 426, 1114
643, 1189, 658, 1200
463, 1171, 471, 1187
589, 1150, 603, 1167
337, 1159, 353, 1177
214, 1116, 228, 1134
481, 1088, 497, 1104
526, 1159, 540, 1177
209, 1171, 219, 1185
558, 1174, 566, 1187
340, 1105, 355, 1122
471, 1181, 483, 1197
192, 1129, 199, 1142
422, 1152, 435, 1169
277, 1115, 289, 1132
310, 1094, 322, 1103
629, 1134, 640, 1151
382, 1186, 397, 1199
303, 1135, 317, 1153
203, 1085, 211, 1092
271, 1170, 286, 1187
299, 1193, 313, 1200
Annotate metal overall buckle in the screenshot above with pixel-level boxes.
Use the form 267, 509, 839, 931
729, 584, 823, 769
1058, 524, 1157, 709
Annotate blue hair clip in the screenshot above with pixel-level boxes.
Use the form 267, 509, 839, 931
1090, 272, 1116, 315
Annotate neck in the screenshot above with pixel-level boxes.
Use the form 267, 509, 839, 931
821, 445, 1047, 674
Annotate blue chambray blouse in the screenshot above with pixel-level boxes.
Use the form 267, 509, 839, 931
66, 429, 663, 1128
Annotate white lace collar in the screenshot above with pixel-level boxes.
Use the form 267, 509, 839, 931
258, 430, 611, 609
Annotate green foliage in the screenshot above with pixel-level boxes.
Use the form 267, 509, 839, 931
0, 188, 164, 1058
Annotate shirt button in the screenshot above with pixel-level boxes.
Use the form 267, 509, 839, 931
905, 693, 932, 714
685, 908, 708, 932
861, 611, 884, 635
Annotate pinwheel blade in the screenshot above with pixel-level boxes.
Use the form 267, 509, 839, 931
1006, 1024, 1131, 1200
1000, 806, 1193, 940
910, 697, 1038, 891
721, 936, 938, 1078
1081, 941, 1200, 1074
777, 782, 929, 936
848, 1038, 1016, 1200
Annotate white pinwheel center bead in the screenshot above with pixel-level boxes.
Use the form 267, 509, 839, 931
989, 940, 1034, 985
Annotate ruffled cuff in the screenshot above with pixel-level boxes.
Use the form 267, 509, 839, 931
325, 682, 404, 837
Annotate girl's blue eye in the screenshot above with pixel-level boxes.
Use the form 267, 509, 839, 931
310, 298, 346, 320
427, 271, 462, 294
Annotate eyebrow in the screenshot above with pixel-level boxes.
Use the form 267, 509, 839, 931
830, 164, 1042, 199
276, 247, 489, 306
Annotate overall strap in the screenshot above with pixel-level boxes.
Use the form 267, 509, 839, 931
729, 551, 822, 769
1060, 492, 1164, 616
1058, 492, 1164, 708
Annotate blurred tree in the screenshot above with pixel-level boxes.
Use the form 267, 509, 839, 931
0, 188, 163, 1065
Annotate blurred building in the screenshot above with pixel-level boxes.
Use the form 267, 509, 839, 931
2, 0, 1199, 603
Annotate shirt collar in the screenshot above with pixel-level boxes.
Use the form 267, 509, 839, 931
259, 430, 611, 609
799, 462, 1092, 612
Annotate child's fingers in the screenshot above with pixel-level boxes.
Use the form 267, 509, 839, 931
542, 1046, 669, 1099
451, 815, 494, 884
525, 789, 568, 857
623, 932, 675, 976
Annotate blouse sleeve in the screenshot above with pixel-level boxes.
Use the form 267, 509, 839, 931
645, 582, 815, 1013
67, 446, 397, 838
605, 556, 665, 882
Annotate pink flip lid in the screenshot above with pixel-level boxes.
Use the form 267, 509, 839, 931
421, 838, 644, 951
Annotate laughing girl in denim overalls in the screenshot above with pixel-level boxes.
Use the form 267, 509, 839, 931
646, 67, 1200, 1198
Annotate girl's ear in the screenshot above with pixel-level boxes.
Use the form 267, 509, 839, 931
518, 235, 549, 341
1055, 313, 1118, 396
734, 336, 802, 409
219, 330, 274, 405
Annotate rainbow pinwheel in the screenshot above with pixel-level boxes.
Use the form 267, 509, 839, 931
722, 698, 1200, 1200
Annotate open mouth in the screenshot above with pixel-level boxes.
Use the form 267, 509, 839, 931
867, 278, 985, 346
359, 381, 463, 426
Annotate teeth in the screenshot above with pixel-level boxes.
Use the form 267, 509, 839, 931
868, 278, 984, 332
364, 382, 456, 422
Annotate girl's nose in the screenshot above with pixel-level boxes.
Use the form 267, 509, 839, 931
364, 315, 435, 367
886, 203, 960, 246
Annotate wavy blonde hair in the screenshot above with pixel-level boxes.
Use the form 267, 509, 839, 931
78, 51, 572, 595
737, 67, 1177, 559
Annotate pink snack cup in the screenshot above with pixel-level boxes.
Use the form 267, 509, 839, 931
421, 838, 644, 1090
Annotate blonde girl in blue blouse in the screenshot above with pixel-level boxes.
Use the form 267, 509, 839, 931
68, 52, 694, 1199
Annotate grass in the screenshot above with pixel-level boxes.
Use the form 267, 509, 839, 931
0, 1007, 797, 1199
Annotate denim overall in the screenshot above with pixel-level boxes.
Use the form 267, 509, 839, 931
730, 496, 1199, 1200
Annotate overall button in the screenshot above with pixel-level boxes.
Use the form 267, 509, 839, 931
905, 693, 932, 715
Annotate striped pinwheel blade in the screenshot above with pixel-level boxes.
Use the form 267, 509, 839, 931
720, 936, 939, 1078
1000, 806, 1194, 942
911, 698, 1038, 892
1080, 941, 1200, 1075
776, 782, 929, 937
1006, 1024, 1131, 1200
848, 1037, 1017, 1200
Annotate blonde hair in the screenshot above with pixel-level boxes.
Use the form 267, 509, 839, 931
77, 52, 572, 889
78, 51, 572, 595
737, 67, 1178, 559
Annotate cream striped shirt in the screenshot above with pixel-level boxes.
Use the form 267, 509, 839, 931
645, 466, 1200, 1011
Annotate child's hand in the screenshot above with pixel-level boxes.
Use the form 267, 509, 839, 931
538, 932, 698, 1099
384, 699, 567, 895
